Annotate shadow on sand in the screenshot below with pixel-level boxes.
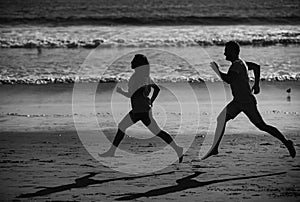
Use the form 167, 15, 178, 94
17, 170, 286, 200
116, 171, 286, 200
17, 171, 174, 198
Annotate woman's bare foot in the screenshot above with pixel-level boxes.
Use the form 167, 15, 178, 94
286, 140, 296, 158
98, 150, 116, 157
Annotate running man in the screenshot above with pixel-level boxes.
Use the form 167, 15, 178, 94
99, 54, 183, 163
202, 41, 296, 160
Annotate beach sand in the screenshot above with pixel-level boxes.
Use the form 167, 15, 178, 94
0, 81, 299, 201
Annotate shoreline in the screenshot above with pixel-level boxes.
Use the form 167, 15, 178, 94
1, 81, 299, 133
0, 79, 299, 86
2, 16, 300, 26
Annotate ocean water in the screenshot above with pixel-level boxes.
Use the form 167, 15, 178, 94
0, 45, 299, 84
1, 0, 299, 25
0, 0, 300, 84
1, 25, 300, 49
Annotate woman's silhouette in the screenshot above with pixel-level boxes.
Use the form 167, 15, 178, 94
99, 54, 183, 163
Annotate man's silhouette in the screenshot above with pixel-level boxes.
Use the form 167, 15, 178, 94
202, 41, 296, 160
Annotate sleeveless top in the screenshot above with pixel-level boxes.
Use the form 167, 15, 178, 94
128, 72, 152, 113
229, 59, 256, 103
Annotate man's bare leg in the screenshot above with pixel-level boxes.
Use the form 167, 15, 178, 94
255, 122, 296, 158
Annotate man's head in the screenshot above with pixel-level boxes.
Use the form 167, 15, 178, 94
224, 41, 240, 62
131, 54, 149, 69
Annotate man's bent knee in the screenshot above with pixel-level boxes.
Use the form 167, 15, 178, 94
254, 121, 268, 131
217, 112, 231, 124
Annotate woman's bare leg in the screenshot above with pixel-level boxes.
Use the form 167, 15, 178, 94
145, 112, 184, 163
99, 113, 134, 157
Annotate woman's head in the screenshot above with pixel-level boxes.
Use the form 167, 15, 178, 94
131, 54, 149, 69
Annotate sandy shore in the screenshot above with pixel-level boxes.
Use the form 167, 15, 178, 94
0, 131, 299, 201
0, 81, 299, 201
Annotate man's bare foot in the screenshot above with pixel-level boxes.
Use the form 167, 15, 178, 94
177, 146, 184, 163
286, 140, 296, 158
201, 148, 219, 160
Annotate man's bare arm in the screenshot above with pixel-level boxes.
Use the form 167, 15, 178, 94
210, 62, 234, 84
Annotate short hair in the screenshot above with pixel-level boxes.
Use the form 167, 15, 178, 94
132, 54, 149, 68
225, 41, 240, 55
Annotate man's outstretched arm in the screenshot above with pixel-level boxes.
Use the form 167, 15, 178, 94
210, 61, 234, 84
246, 61, 260, 94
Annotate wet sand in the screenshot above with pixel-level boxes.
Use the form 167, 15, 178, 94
0, 81, 299, 201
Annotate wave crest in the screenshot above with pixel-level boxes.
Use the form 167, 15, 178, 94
1, 25, 300, 48
1, 74, 299, 85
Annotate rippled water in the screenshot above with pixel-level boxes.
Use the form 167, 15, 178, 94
0, 0, 299, 84
1, 25, 300, 48
0, 46, 299, 84
1, 0, 299, 25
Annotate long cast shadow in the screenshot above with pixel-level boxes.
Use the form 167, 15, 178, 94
116, 171, 286, 200
17, 171, 174, 198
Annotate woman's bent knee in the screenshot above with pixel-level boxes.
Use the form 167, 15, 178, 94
118, 123, 128, 132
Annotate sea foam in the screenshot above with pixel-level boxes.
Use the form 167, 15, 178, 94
1, 25, 300, 48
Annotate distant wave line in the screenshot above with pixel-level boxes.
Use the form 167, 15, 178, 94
1, 16, 300, 26
1, 38, 300, 49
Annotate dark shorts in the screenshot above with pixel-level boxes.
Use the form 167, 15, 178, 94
225, 100, 264, 124
129, 110, 151, 126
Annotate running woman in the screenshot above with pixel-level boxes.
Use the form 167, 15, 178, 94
99, 54, 183, 163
